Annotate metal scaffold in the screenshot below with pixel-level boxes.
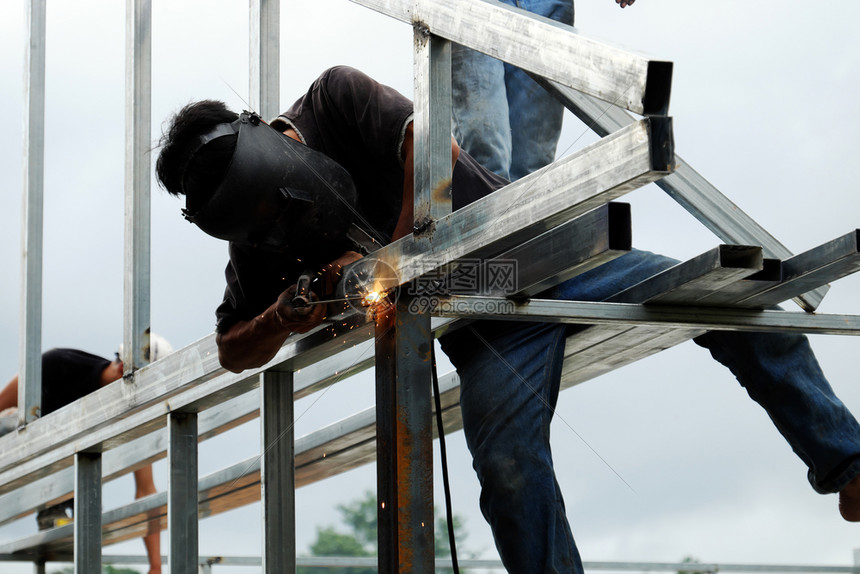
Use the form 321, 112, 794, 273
2, 0, 860, 572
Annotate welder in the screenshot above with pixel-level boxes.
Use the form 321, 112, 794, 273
155, 66, 860, 574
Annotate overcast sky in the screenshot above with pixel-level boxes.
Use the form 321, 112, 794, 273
1, 1, 860, 572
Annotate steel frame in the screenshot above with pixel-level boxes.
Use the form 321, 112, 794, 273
6, 0, 860, 572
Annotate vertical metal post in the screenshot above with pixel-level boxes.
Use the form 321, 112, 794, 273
260, 370, 296, 574
412, 27, 453, 225
74, 451, 102, 573
169, 412, 199, 574
375, 297, 434, 573
249, 0, 280, 120
19, 0, 47, 425
123, 0, 152, 373
34, 560, 46, 574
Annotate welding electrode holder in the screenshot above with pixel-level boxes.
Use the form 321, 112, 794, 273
291, 270, 316, 308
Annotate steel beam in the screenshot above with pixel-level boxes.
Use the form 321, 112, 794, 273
350, 0, 672, 115
695, 259, 783, 307
19, 0, 47, 425
349, 116, 673, 294
74, 451, 101, 573
413, 29, 453, 225
534, 76, 828, 311
375, 298, 434, 574
123, 0, 152, 372
249, 0, 279, 120
260, 371, 295, 574
491, 203, 631, 298
430, 298, 860, 336
739, 230, 860, 309
609, 245, 763, 304
168, 412, 198, 574
558, 232, 860, 389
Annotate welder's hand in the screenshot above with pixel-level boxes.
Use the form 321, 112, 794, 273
273, 284, 326, 334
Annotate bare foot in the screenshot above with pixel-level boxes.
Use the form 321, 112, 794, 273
839, 473, 860, 521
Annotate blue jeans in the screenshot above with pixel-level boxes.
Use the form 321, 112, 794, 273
439, 249, 860, 574
451, 0, 574, 181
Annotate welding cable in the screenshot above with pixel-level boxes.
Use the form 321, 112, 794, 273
431, 346, 460, 573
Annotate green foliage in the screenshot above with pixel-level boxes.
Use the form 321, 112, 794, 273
678, 555, 707, 574
298, 490, 473, 574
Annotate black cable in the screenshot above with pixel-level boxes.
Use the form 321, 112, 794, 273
431, 346, 460, 573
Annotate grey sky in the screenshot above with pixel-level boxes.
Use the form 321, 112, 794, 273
1, 0, 859, 571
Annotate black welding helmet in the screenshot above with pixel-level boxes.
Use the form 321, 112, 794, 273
180, 111, 358, 259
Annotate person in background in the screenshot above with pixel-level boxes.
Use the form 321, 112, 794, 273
0, 333, 174, 574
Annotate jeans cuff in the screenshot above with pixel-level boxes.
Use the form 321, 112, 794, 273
810, 455, 860, 494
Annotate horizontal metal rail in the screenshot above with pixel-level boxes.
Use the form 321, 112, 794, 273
433, 298, 860, 335
3, 554, 856, 574
349, 0, 672, 115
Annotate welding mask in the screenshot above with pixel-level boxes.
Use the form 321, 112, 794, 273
180, 111, 358, 260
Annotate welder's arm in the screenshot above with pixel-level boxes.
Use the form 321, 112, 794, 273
391, 122, 460, 241
216, 251, 362, 373
216, 286, 326, 373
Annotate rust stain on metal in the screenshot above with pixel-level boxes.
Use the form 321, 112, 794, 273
396, 412, 415, 570
432, 178, 452, 204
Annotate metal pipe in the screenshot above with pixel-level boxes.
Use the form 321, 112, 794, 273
123, 0, 152, 372
169, 412, 199, 574
249, 0, 279, 120
260, 371, 295, 574
19, 0, 47, 425
74, 451, 102, 572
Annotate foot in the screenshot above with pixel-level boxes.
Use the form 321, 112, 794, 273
839, 473, 860, 521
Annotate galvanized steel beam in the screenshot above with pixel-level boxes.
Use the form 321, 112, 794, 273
492, 203, 631, 298
123, 0, 152, 371
609, 245, 763, 304
260, 371, 295, 574
249, 0, 279, 120
350, 0, 672, 115
19, 0, 47, 425
430, 298, 860, 336
349, 116, 673, 294
74, 452, 102, 572
413, 29, 453, 226
739, 230, 860, 309
168, 412, 198, 574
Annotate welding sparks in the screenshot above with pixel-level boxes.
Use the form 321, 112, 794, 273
363, 290, 383, 305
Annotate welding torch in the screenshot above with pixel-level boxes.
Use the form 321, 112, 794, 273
290, 269, 317, 308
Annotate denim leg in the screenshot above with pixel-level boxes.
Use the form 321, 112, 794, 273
504, 64, 566, 181
442, 321, 583, 574
505, 0, 574, 181
441, 248, 860, 569
551, 249, 860, 493
694, 329, 860, 493
451, 44, 512, 180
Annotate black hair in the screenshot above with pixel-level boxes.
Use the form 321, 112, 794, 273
155, 100, 239, 201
